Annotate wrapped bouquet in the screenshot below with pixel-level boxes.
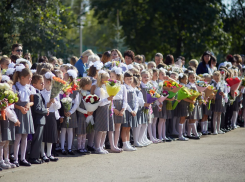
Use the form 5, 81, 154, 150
172, 87, 192, 110
105, 79, 121, 96
226, 77, 241, 91
0, 83, 19, 120
195, 81, 208, 92
163, 80, 182, 110
61, 97, 72, 128
83, 94, 101, 133
188, 89, 201, 112
51, 76, 67, 99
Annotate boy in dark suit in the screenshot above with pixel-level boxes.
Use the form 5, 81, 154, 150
29, 74, 49, 164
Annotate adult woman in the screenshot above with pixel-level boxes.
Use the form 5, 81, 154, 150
124, 50, 135, 65
164, 55, 174, 65
196, 51, 212, 75
111, 49, 124, 63
208, 55, 217, 74
75, 49, 94, 77
101, 51, 111, 64
24, 53, 32, 64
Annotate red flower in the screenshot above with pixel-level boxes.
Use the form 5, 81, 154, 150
83, 96, 86, 99
88, 96, 92, 99
85, 98, 90, 102
94, 97, 97, 101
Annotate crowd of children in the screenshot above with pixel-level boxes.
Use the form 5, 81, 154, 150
0, 48, 244, 171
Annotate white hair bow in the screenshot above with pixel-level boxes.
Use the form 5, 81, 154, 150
159, 67, 166, 72
127, 64, 134, 70
179, 73, 184, 78
93, 61, 103, 70
203, 73, 209, 76
16, 58, 31, 68
6, 68, 15, 75
1, 75, 10, 82
15, 64, 25, 72
188, 70, 194, 73
44, 72, 55, 80
112, 66, 122, 75
98, 70, 107, 74
8, 62, 15, 68
67, 70, 78, 79
31, 69, 36, 73
65, 63, 73, 67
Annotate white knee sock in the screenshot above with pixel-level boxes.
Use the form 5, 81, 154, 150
205, 121, 208, 132
3, 141, 9, 160
77, 135, 83, 149
162, 120, 167, 140
133, 127, 140, 144
213, 112, 218, 133
139, 124, 147, 143
201, 122, 205, 132
100, 132, 107, 149
14, 134, 22, 161
40, 142, 45, 157
232, 111, 238, 127
67, 128, 73, 150
108, 131, 116, 150
46, 143, 52, 157
147, 123, 154, 141
188, 123, 192, 136
178, 124, 183, 138
87, 130, 95, 147
82, 135, 86, 149
152, 118, 158, 139
158, 119, 164, 140
114, 125, 121, 148
191, 123, 198, 137
20, 134, 28, 161
60, 128, 66, 150
217, 113, 221, 131
95, 131, 103, 149
0, 141, 6, 161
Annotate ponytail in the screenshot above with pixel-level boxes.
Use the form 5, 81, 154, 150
13, 68, 31, 85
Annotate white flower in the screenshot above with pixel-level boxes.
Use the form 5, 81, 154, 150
90, 98, 94, 103
0, 83, 10, 90
158, 82, 163, 87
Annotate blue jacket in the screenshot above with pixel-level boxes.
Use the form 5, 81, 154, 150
196, 62, 209, 75
75, 58, 86, 77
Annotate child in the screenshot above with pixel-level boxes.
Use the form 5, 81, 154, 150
60, 70, 79, 155
40, 72, 59, 162
173, 73, 191, 141
139, 70, 153, 146
110, 67, 126, 152
147, 61, 156, 69
150, 68, 162, 143
186, 72, 202, 139
94, 70, 114, 154
13, 65, 36, 167
201, 74, 212, 135
212, 71, 227, 134
0, 57, 11, 71
121, 71, 138, 151
76, 77, 93, 154
132, 76, 150, 147
0, 84, 20, 169
29, 74, 49, 164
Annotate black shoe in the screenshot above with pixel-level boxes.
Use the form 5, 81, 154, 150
202, 132, 208, 135
48, 156, 58, 162
77, 149, 86, 155
0, 167, 2, 171
61, 149, 67, 155
13, 161, 19, 167
29, 158, 41, 164
87, 145, 95, 152
68, 149, 75, 155
42, 155, 50, 162
163, 138, 172, 142
9, 154, 15, 163
187, 135, 200, 140
83, 149, 91, 155
20, 160, 31, 166
52, 152, 59, 157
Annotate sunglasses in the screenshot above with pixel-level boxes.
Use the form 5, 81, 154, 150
16, 49, 23, 52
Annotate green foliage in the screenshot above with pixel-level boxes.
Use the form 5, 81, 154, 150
91, 0, 232, 61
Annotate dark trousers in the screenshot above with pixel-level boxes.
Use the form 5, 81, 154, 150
29, 124, 44, 159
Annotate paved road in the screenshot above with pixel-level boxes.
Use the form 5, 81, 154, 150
1, 128, 245, 182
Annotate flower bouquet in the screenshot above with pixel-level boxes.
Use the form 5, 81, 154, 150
226, 77, 241, 91
143, 87, 160, 114
103, 62, 112, 70
50, 76, 67, 99
105, 79, 121, 96
61, 97, 72, 128
188, 89, 201, 112
163, 80, 182, 110
0, 83, 19, 120
195, 81, 208, 92
83, 94, 101, 133
172, 87, 192, 110
111, 61, 120, 67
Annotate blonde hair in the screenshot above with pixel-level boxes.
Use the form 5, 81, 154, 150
141, 70, 150, 77
135, 55, 143, 62
189, 59, 198, 68
88, 54, 100, 63
171, 72, 179, 77
49, 56, 58, 64
111, 49, 125, 63
213, 71, 221, 77
147, 61, 156, 68
97, 72, 109, 87
79, 77, 92, 89
133, 64, 140, 71
111, 70, 123, 83
82, 49, 94, 57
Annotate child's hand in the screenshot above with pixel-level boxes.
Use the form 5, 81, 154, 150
14, 120, 21, 127
219, 92, 224, 96
169, 97, 175, 101
46, 108, 49, 116
144, 103, 150, 107
66, 112, 71, 117
20, 106, 28, 115
113, 109, 120, 116
107, 96, 114, 101
24, 102, 31, 110
87, 111, 93, 116
131, 111, 136, 117
60, 118, 63, 123
159, 104, 163, 108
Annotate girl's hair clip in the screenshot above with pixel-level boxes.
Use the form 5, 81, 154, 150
44, 72, 55, 80
15, 64, 25, 72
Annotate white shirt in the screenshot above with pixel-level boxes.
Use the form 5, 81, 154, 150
186, 82, 197, 90
135, 88, 145, 107
113, 85, 127, 109
124, 84, 138, 113
13, 82, 36, 102
94, 84, 110, 106
70, 92, 80, 114
77, 89, 90, 114
151, 80, 158, 89
41, 89, 61, 119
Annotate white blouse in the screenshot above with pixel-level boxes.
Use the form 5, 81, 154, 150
124, 84, 138, 113
13, 82, 36, 102
77, 89, 90, 114
70, 92, 80, 115
94, 84, 111, 106
186, 82, 197, 90
135, 88, 145, 107
41, 89, 61, 119
6, 104, 18, 123
151, 80, 158, 89
113, 85, 127, 109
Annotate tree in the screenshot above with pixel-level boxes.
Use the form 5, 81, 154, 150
91, 0, 231, 61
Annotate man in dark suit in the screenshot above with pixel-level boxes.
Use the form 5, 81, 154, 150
29, 74, 49, 164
